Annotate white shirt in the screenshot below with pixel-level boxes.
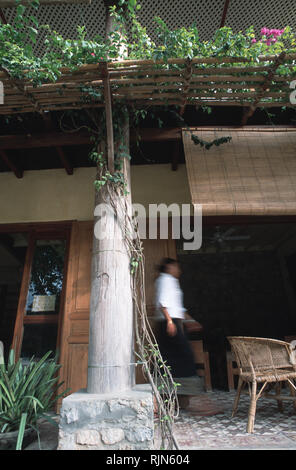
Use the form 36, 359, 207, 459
155, 273, 186, 320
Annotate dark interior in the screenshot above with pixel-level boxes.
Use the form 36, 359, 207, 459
0, 234, 65, 363
177, 220, 296, 389
0, 232, 28, 362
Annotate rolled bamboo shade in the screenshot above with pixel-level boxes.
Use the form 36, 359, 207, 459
182, 128, 296, 216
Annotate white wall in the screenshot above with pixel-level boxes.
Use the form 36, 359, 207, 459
0, 164, 191, 223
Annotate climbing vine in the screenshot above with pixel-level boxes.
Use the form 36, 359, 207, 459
1, 0, 296, 82
100, 172, 181, 449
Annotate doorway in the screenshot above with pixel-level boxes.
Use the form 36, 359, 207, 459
176, 218, 296, 390
0, 232, 28, 363
0, 223, 70, 363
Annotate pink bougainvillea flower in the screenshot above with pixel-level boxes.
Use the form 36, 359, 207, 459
261, 27, 285, 42
277, 28, 285, 36
91, 53, 95, 56
251, 38, 257, 43
271, 29, 283, 37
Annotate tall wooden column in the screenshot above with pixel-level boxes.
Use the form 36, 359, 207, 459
87, 2, 134, 394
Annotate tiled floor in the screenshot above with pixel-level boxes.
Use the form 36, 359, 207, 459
25, 388, 296, 450
173, 390, 296, 450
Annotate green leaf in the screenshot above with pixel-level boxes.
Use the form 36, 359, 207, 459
0, 349, 67, 433
29, 15, 39, 27
16, 413, 27, 450
0, 378, 14, 406
16, 4, 25, 16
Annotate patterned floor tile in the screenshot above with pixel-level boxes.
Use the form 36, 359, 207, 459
173, 390, 296, 449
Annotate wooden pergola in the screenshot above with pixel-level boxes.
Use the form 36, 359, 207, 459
1, 52, 295, 175
1, 53, 295, 114
1, 43, 296, 450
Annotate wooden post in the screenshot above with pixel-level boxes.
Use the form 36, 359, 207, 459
240, 52, 286, 126
100, 63, 115, 174
87, 2, 134, 394
220, 0, 230, 27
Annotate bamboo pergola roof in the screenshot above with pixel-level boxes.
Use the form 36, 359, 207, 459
0, 53, 296, 115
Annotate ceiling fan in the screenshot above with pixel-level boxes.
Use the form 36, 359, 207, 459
206, 226, 251, 245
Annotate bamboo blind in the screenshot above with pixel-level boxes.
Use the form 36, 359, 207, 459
182, 128, 296, 216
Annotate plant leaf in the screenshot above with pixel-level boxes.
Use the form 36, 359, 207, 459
16, 413, 27, 450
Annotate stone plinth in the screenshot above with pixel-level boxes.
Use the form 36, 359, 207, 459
58, 384, 154, 450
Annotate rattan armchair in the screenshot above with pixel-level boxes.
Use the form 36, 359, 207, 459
227, 336, 296, 433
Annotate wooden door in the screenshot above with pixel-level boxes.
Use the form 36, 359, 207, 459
57, 221, 177, 404
57, 221, 93, 407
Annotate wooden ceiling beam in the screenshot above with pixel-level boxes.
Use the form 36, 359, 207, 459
41, 114, 74, 176
134, 127, 182, 143
0, 130, 92, 149
56, 146, 73, 175
0, 126, 295, 151
0, 128, 182, 150
0, 149, 23, 178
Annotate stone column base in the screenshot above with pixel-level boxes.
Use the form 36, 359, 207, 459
58, 384, 154, 450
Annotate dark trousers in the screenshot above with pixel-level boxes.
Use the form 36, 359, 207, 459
156, 318, 196, 378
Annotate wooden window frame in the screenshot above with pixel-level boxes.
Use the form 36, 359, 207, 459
0, 221, 72, 360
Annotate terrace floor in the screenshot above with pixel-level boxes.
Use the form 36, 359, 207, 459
24, 389, 296, 451
173, 389, 296, 450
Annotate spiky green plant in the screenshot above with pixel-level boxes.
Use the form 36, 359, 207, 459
0, 350, 68, 450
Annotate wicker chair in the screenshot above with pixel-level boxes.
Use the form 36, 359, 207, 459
227, 336, 296, 433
